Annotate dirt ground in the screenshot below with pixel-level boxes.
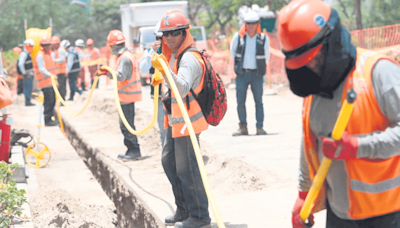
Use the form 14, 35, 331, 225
9, 95, 117, 228
8, 80, 327, 227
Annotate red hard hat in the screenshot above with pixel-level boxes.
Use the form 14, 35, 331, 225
107, 30, 125, 46
277, 0, 331, 69
159, 10, 190, 32
39, 37, 52, 45
13, 47, 22, 54
86, 38, 94, 46
51, 36, 60, 44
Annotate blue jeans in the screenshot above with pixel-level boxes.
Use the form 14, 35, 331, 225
23, 75, 33, 103
68, 71, 81, 100
236, 70, 264, 128
326, 201, 400, 228
157, 98, 166, 147
161, 127, 209, 220
119, 103, 141, 155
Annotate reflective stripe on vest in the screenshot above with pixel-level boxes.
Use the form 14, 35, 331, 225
116, 50, 142, 103
55, 48, 67, 75
303, 47, 400, 219
69, 51, 81, 73
165, 51, 208, 138
234, 33, 266, 77
34, 51, 57, 88
24, 52, 33, 72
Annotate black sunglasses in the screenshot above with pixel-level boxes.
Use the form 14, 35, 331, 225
163, 30, 183, 37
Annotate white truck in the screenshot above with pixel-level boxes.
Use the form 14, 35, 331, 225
120, 1, 207, 84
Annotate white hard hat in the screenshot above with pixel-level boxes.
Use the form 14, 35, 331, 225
61, 40, 71, 48
23, 39, 34, 46
154, 20, 163, 38
75, 39, 84, 47
244, 10, 260, 23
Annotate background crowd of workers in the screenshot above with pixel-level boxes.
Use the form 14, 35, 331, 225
8, 0, 400, 227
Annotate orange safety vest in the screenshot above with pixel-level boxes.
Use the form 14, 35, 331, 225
85, 47, 100, 63
303, 48, 400, 219
115, 50, 142, 103
55, 48, 67, 75
164, 51, 208, 138
34, 50, 57, 89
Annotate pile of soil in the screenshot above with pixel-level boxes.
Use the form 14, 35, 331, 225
29, 189, 117, 228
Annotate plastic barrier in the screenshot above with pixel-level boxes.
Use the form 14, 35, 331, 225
350, 23, 400, 50
25, 27, 52, 62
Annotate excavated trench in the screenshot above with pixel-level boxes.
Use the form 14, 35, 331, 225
61, 115, 164, 228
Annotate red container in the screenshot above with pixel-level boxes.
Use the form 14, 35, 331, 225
0, 114, 11, 163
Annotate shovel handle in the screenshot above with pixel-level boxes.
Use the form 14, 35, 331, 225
300, 88, 357, 222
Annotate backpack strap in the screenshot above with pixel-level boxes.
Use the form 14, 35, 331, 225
176, 46, 206, 110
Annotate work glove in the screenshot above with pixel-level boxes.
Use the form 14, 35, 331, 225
292, 191, 314, 228
320, 131, 358, 160
151, 53, 168, 75
151, 70, 164, 87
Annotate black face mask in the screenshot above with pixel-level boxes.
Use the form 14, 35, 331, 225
285, 9, 356, 99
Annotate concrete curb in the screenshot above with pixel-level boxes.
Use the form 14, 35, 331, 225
61, 115, 165, 228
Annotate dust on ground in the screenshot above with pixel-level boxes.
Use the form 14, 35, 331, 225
29, 189, 117, 228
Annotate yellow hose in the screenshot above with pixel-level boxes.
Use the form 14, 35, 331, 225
300, 88, 357, 222
153, 54, 226, 228
100, 65, 159, 135
51, 75, 99, 116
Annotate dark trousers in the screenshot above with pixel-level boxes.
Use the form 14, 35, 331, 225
42, 87, 56, 123
119, 103, 141, 155
327, 201, 400, 228
57, 73, 67, 101
161, 126, 209, 220
68, 71, 81, 100
17, 78, 23, 95
235, 70, 264, 128
23, 75, 33, 104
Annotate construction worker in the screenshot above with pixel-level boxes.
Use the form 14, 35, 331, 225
34, 37, 58, 126
230, 10, 270, 136
276, 0, 400, 227
62, 40, 82, 101
150, 10, 211, 228
18, 39, 35, 106
98, 30, 142, 160
13, 46, 23, 96
84, 38, 101, 88
75, 39, 89, 91
139, 23, 166, 147
51, 36, 67, 102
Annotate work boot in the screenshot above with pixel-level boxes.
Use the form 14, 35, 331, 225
232, 123, 248, 136
165, 209, 189, 226
174, 218, 211, 228
117, 150, 142, 161
25, 101, 35, 106
45, 120, 58, 127
256, 127, 267, 135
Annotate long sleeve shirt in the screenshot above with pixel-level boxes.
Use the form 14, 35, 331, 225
18, 51, 33, 76
230, 32, 270, 69
36, 53, 53, 77
139, 48, 155, 74
51, 48, 66, 63
299, 59, 400, 219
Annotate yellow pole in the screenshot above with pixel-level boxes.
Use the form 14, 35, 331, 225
153, 54, 226, 228
300, 88, 357, 222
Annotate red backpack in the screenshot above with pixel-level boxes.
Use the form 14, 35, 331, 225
177, 47, 227, 126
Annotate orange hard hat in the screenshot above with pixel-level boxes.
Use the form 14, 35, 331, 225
39, 37, 52, 46
13, 46, 22, 54
86, 38, 94, 46
159, 10, 190, 32
51, 36, 60, 44
107, 30, 125, 46
277, 0, 331, 69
